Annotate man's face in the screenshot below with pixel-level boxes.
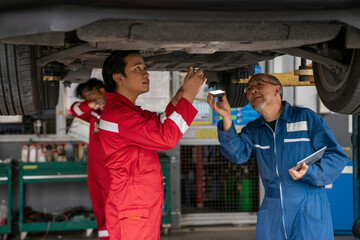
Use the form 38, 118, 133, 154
120, 54, 150, 96
82, 87, 106, 109
245, 77, 279, 112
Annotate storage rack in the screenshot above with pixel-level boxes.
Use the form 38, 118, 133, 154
19, 162, 97, 240
160, 157, 171, 234
178, 125, 259, 227
0, 162, 12, 237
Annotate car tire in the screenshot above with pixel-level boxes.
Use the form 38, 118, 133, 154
313, 44, 360, 115
353, 217, 360, 238
41, 81, 59, 109
218, 72, 249, 108
0, 44, 41, 115
0, 44, 60, 115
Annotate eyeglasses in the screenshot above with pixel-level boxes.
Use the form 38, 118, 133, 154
244, 79, 278, 94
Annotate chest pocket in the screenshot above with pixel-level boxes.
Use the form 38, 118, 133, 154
254, 144, 273, 161
284, 121, 312, 165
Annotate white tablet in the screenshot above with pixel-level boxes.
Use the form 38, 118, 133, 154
295, 146, 327, 171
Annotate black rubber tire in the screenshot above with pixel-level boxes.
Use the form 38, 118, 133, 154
313, 46, 360, 115
353, 217, 360, 238
41, 81, 59, 109
218, 72, 248, 108
0, 44, 40, 115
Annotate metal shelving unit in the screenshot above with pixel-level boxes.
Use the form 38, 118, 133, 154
0, 162, 12, 238
19, 162, 97, 240
160, 157, 171, 234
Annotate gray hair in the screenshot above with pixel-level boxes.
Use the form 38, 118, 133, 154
248, 73, 283, 99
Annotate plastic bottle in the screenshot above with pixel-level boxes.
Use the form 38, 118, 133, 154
56, 144, 64, 162
0, 200, 8, 225
72, 144, 78, 161
77, 143, 84, 161
21, 144, 29, 162
64, 142, 74, 161
45, 144, 53, 162
36, 144, 42, 162
83, 143, 88, 162
52, 144, 59, 162
39, 145, 46, 162
29, 144, 37, 162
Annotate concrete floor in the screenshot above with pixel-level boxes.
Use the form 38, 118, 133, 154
5, 226, 355, 240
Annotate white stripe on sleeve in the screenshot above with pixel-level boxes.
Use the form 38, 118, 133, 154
168, 111, 189, 134
255, 144, 270, 149
98, 230, 109, 237
99, 119, 119, 133
91, 111, 101, 120
159, 112, 167, 124
73, 103, 84, 116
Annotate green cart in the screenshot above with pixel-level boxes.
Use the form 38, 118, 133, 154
160, 157, 171, 234
0, 162, 12, 239
19, 162, 97, 240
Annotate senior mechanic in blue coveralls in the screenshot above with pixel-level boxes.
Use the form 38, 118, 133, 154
207, 73, 348, 240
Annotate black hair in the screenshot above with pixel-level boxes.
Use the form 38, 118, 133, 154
248, 73, 283, 100
75, 78, 105, 99
102, 50, 140, 93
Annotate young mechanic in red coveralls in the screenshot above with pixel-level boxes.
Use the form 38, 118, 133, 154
70, 78, 110, 239
99, 51, 207, 239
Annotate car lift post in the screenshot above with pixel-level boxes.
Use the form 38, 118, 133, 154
352, 115, 360, 239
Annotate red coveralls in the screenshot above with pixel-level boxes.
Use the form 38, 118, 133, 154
99, 93, 197, 240
71, 101, 111, 239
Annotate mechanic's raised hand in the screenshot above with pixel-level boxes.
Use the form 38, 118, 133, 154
182, 66, 207, 103
207, 93, 232, 131
289, 162, 308, 180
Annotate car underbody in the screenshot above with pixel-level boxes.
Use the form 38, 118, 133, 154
1, 3, 360, 115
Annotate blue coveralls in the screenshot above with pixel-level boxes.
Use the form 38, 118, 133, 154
218, 101, 348, 240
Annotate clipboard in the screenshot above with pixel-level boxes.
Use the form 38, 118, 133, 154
295, 146, 327, 171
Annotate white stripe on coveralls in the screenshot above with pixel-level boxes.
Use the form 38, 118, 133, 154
168, 111, 189, 134
284, 138, 310, 143
98, 230, 109, 237
159, 112, 167, 124
99, 119, 119, 133
255, 144, 270, 149
73, 102, 84, 116
99, 111, 189, 134
159, 111, 189, 134
286, 121, 308, 132
91, 111, 101, 120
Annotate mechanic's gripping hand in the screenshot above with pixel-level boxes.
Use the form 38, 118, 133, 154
207, 93, 231, 118
87, 100, 104, 111
182, 66, 207, 103
289, 162, 308, 180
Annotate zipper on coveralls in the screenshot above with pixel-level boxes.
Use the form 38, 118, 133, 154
266, 121, 288, 239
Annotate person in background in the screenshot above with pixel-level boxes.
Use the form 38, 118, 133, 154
207, 73, 348, 240
99, 50, 207, 239
70, 78, 110, 240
